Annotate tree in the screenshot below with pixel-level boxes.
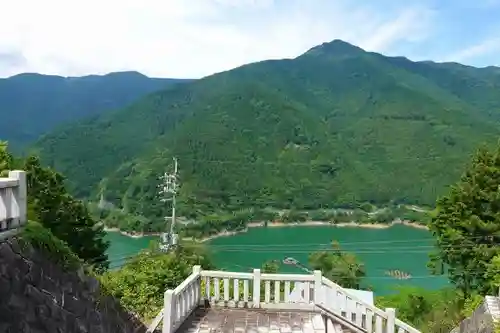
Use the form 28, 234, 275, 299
23, 155, 110, 271
429, 145, 500, 297
376, 287, 463, 333
261, 260, 280, 273
0, 143, 109, 271
101, 242, 214, 320
308, 241, 365, 289
0, 141, 13, 176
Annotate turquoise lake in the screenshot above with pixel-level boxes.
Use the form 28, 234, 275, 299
105, 224, 448, 295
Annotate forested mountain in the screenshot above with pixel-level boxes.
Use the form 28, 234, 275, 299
0, 71, 190, 149
34, 40, 500, 223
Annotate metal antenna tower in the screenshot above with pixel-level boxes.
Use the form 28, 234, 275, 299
158, 157, 179, 252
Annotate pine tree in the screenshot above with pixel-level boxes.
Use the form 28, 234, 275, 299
429, 145, 500, 296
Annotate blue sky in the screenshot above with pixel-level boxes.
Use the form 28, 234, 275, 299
0, 0, 499, 78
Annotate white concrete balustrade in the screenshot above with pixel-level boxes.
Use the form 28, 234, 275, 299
162, 266, 203, 333
153, 266, 422, 333
0, 171, 27, 239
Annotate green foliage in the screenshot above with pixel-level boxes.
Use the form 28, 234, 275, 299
376, 287, 463, 333
100, 242, 214, 321
486, 255, 500, 290
0, 72, 189, 150
88, 202, 152, 233
461, 294, 484, 317
23, 155, 110, 271
261, 260, 280, 274
35, 40, 500, 228
308, 241, 365, 289
0, 143, 110, 271
0, 141, 13, 176
19, 221, 82, 271
428, 144, 500, 296
179, 209, 277, 239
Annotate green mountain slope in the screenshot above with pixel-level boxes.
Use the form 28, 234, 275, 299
0, 71, 191, 149
34, 40, 500, 223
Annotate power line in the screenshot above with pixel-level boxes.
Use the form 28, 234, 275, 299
106, 244, 499, 270
105, 238, 430, 258
106, 244, 437, 265
202, 249, 464, 254
105, 234, 500, 271
106, 250, 477, 280
106, 252, 497, 280
105, 235, 499, 259
185, 235, 500, 248
197, 260, 478, 281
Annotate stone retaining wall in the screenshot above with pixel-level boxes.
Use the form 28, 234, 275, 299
0, 238, 147, 333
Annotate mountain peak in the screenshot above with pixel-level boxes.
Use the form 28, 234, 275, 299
7, 73, 63, 81
301, 39, 365, 59
103, 71, 148, 78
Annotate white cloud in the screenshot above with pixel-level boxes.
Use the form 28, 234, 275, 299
444, 37, 500, 63
0, 0, 433, 78
361, 7, 435, 51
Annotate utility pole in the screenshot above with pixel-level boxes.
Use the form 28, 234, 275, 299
158, 157, 179, 252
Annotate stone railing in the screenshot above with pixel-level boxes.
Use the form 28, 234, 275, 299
149, 267, 421, 333
0, 171, 27, 240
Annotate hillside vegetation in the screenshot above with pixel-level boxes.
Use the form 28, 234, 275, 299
0, 142, 109, 270
35, 40, 500, 231
0, 71, 190, 149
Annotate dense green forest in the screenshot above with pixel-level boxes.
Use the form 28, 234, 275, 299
34, 40, 500, 232
0, 71, 190, 150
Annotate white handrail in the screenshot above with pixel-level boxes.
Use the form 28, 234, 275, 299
321, 277, 388, 319
316, 303, 368, 333
395, 318, 421, 333
162, 266, 202, 333
200, 270, 252, 279
146, 309, 163, 333
0, 170, 27, 239
158, 267, 421, 333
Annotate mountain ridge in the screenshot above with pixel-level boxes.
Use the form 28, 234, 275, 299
33, 39, 500, 229
0, 71, 192, 150
5, 70, 188, 80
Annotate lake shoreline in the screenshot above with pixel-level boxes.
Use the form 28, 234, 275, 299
104, 227, 162, 239
195, 220, 428, 243
105, 220, 428, 240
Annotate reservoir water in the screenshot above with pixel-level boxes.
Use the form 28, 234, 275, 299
105, 232, 157, 269
105, 224, 448, 295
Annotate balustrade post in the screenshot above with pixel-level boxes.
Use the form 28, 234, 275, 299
252, 268, 261, 307
163, 290, 175, 333
9, 171, 26, 226
385, 308, 395, 333
313, 270, 322, 304
192, 265, 202, 306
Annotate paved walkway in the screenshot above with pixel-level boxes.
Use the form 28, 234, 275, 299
175, 307, 330, 333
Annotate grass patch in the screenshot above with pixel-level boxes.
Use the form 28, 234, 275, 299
18, 220, 82, 271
